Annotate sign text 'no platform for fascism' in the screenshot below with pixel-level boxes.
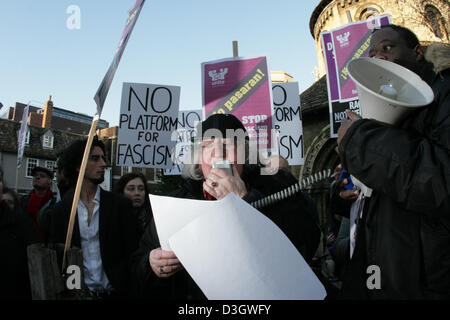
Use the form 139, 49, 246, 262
117, 82, 180, 169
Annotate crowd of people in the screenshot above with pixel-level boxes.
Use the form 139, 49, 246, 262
0, 24, 448, 300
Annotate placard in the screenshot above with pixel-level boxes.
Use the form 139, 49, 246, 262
116, 82, 180, 168
164, 109, 202, 175
321, 15, 391, 137
202, 56, 273, 148
272, 82, 304, 165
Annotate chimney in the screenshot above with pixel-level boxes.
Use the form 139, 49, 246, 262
42, 95, 53, 128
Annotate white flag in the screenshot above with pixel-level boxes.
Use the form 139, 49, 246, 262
93, 0, 146, 117
17, 103, 30, 168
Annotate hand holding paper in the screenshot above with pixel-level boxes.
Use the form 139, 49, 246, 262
149, 248, 183, 278
149, 193, 326, 300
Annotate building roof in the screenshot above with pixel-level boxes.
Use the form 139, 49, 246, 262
0, 118, 84, 160
300, 75, 328, 113
310, 0, 333, 38
9, 102, 109, 135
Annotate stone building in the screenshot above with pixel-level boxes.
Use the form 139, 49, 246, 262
297, 0, 449, 225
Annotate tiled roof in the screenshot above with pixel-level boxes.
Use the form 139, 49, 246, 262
300, 75, 329, 113
10, 102, 108, 135
0, 118, 84, 160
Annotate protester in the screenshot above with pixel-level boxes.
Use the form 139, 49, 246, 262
325, 164, 359, 281
131, 113, 321, 299
2, 187, 20, 211
38, 155, 76, 241
0, 166, 41, 299
54, 154, 74, 201
20, 166, 56, 242
265, 154, 289, 172
336, 25, 450, 299
266, 154, 321, 226
47, 137, 140, 299
332, 216, 350, 281
115, 172, 152, 237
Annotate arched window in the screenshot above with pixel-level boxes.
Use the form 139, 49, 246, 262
359, 7, 380, 21
425, 5, 448, 39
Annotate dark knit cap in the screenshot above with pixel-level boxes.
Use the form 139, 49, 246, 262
197, 114, 247, 140
31, 166, 53, 178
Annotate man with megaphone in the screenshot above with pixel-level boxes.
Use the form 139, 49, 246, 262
336, 24, 449, 300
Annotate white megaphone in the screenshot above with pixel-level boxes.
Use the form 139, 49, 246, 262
347, 57, 434, 124
346, 57, 434, 197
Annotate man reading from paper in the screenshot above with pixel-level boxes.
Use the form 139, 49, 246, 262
131, 114, 320, 299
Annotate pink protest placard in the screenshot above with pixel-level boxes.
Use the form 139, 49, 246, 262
202, 56, 273, 147
321, 15, 391, 137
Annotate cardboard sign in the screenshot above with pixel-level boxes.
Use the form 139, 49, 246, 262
202, 56, 273, 148
116, 82, 180, 169
321, 15, 391, 137
272, 82, 304, 165
164, 110, 202, 175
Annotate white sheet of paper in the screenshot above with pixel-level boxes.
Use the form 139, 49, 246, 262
168, 193, 326, 300
150, 194, 211, 250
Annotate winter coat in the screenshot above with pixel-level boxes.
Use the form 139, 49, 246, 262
0, 202, 41, 299
47, 188, 140, 296
338, 45, 450, 299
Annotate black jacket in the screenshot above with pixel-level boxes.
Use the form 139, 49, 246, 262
338, 45, 450, 299
0, 202, 41, 299
47, 188, 140, 296
131, 166, 321, 299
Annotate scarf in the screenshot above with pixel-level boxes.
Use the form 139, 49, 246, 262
27, 189, 52, 242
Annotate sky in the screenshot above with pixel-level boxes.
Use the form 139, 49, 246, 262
0, 0, 321, 127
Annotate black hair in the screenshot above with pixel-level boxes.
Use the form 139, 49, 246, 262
59, 136, 106, 187
376, 24, 420, 49
115, 172, 148, 195
114, 172, 150, 210
2, 187, 20, 210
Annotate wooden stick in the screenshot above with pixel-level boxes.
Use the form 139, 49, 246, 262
62, 116, 99, 273
233, 41, 238, 57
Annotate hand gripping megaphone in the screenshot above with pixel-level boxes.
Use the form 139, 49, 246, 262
345, 57, 434, 196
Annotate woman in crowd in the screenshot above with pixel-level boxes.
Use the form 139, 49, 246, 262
115, 172, 152, 237
2, 187, 20, 211
131, 114, 321, 299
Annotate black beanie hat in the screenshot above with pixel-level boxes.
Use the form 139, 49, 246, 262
197, 114, 247, 140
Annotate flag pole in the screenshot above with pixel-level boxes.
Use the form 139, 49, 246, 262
61, 0, 146, 273
61, 115, 99, 273
233, 40, 238, 57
